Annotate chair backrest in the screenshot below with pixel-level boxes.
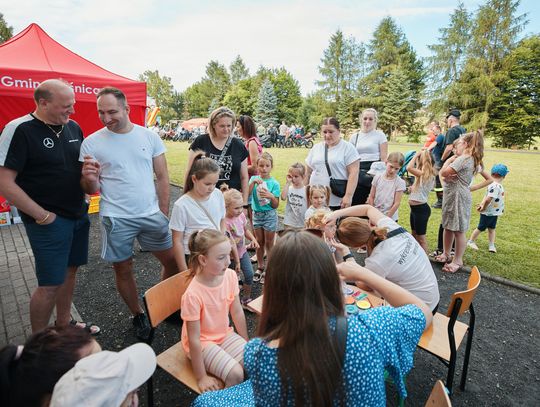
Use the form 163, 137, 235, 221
424, 380, 452, 406
446, 266, 481, 317
144, 270, 194, 328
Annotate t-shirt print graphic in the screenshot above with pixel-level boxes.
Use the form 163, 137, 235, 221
210, 153, 233, 181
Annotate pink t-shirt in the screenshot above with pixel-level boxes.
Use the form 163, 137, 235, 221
181, 268, 239, 354
225, 212, 248, 258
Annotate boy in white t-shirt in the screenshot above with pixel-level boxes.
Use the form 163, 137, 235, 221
368, 152, 406, 221
467, 163, 508, 253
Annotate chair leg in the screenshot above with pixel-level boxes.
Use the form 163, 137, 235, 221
446, 299, 461, 395
147, 376, 154, 407
460, 304, 476, 391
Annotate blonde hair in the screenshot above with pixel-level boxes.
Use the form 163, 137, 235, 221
187, 229, 229, 274
387, 151, 405, 167
208, 106, 236, 138
222, 187, 243, 208
306, 185, 330, 207
288, 162, 306, 177
257, 152, 274, 167
336, 217, 388, 255
304, 208, 331, 229
462, 130, 484, 173
360, 108, 378, 131
411, 150, 436, 193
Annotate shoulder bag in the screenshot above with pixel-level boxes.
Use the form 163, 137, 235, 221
325, 144, 347, 198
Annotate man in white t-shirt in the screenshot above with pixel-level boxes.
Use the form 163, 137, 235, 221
80, 87, 177, 340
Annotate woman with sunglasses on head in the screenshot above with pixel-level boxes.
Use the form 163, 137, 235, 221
324, 204, 440, 314
192, 231, 432, 406
185, 107, 250, 205
349, 108, 389, 205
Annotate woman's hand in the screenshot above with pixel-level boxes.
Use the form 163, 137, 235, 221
328, 238, 350, 258
340, 195, 352, 208
198, 375, 222, 393
322, 211, 339, 225
336, 261, 365, 282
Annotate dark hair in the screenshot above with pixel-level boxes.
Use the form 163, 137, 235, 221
96, 86, 127, 106
258, 231, 345, 406
184, 151, 221, 193
238, 115, 257, 139
0, 326, 94, 407
322, 117, 340, 130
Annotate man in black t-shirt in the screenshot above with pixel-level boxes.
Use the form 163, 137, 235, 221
0, 79, 98, 335
441, 109, 466, 162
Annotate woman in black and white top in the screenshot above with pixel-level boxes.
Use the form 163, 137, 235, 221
349, 108, 388, 205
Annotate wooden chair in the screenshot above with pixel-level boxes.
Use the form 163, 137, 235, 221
418, 266, 481, 395
143, 271, 224, 406
424, 380, 452, 406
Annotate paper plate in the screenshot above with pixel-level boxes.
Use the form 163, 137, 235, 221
357, 300, 371, 310
346, 304, 359, 314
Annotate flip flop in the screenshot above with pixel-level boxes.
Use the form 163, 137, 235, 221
253, 268, 264, 282
442, 262, 463, 274
69, 319, 101, 335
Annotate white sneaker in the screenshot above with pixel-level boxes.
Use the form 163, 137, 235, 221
489, 244, 497, 253
467, 240, 479, 250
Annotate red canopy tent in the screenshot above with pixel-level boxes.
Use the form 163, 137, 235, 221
0, 23, 147, 135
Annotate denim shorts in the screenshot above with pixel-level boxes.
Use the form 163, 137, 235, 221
100, 211, 172, 262
230, 251, 254, 285
252, 209, 278, 232
477, 214, 498, 231
24, 214, 90, 286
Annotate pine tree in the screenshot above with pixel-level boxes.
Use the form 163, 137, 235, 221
448, 0, 527, 129
0, 13, 13, 43
255, 79, 278, 128
229, 55, 249, 84
487, 35, 540, 148
205, 60, 231, 104
378, 67, 415, 138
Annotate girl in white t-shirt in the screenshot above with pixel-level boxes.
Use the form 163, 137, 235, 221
304, 185, 331, 223
367, 152, 406, 221
325, 204, 440, 313
281, 162, 308, 230
406, 150, 436, 253
170, 151, 226, 271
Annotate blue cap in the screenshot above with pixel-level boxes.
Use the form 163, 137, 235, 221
491, 163, 509, 177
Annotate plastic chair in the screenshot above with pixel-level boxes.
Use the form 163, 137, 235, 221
143, 271, 224, 406
424, 380, 452, 406
418, 266, 481, 395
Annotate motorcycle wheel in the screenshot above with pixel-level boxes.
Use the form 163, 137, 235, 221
305, 140, 314, 148
285, 139, 293, 148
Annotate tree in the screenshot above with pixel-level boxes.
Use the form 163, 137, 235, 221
297, 92, 334, 132
229, 55, 250, 84
426, 2, 472, 115
269, 68, 302, 124
0, 13, 13, 44
223, 77, 258, 117
255, 79, 278, 128
487, 36, 540, 148
182, 80, 214, 118
448, 0, 528, 129
138, 70, 180, 122
204, 60, 231, 103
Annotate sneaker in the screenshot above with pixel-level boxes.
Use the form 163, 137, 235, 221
432, 200, 443, 209
132, 313, 151, 340
467, 240, 479, 250
489, 244, 497, 253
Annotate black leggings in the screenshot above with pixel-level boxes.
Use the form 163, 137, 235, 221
352, 161, 376, 205
409, 203, 431, 235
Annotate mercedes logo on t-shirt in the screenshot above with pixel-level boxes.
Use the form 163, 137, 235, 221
43, 138, 55, 148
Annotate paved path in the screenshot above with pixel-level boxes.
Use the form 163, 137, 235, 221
0, 223, 80, 346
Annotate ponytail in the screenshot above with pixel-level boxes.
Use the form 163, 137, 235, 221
185, 150, 220, 193
463, 130, 484, 173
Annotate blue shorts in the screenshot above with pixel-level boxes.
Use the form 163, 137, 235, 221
252, 209, 278, 232
477, 214, 498, 231
230, 251, 254, 285
100, 211, 172, 262
24, 214, 90, 286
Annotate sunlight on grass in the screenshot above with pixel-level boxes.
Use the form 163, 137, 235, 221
164, 140, 540, 287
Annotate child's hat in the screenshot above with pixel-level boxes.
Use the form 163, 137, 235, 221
491, 163, 509, 177
367, 161, 387, 176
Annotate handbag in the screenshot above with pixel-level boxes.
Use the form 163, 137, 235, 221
355, 134, 374, 188
324, 145, 347, 198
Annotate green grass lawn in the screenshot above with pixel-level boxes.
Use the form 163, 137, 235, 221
164, 140, 540, 288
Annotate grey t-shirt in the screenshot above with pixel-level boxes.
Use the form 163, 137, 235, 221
283, 186, 307, 228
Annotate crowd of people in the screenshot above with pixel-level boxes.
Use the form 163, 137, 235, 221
0, 78, 509, 405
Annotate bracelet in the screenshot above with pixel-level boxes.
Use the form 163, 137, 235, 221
342, 253, 355, 262
36, 211, 50, 225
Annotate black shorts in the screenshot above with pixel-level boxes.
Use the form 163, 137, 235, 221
409, 203, 431, 235
477, 214, 498, 231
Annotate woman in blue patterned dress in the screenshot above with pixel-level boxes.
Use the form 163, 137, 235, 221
193, 231, 432, 406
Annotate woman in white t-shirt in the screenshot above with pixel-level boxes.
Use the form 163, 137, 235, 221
349, 108, 389, 205
324, 204, 440, 313
305, 117, 360, 210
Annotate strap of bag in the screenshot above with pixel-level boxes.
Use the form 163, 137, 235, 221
216, 136, 232, 167
324, 144, 332, 178
386, 227, 407, 239
334, 315, 348, 365
189, 196, 220, 231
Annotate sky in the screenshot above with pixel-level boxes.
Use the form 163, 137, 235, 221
2, 0, 539, 96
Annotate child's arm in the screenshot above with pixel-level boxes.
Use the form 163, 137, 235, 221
186, 321, 222, 392
245, 228, 259, 249
281, 176, 291, 201
172, 230, 188, 271
230, 242, 241, 272
367, 184, 376, 206
406, 154, 422, 177
230, 295, 249, 340
470, 169, 493, 192
259, 181, 280, 209
386, 190, 404, 219
477, 196, 492, 212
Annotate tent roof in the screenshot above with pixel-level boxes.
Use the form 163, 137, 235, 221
0, 23, 137, 82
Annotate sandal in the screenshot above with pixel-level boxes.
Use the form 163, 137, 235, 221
260, 271, 266, 284
442, 262, 463, 274
253, 268, 264, 282
433, 253, 452, 264
69, 319, 101, 335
